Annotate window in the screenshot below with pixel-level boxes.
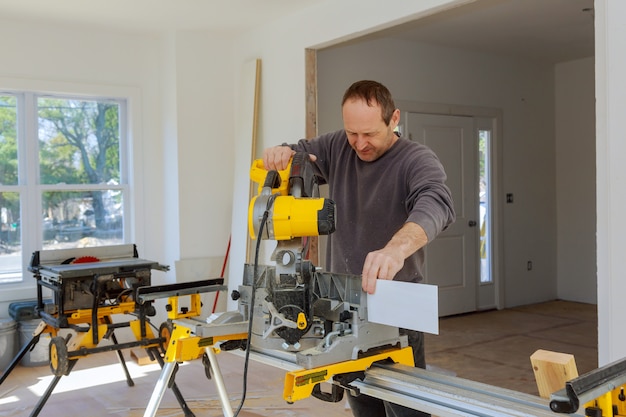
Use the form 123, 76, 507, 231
0, 92, 129, 284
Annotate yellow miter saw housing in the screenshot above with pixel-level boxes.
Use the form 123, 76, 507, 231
248, 151, 335, 241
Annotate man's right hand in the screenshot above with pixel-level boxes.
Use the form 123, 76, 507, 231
262, 146, 317, 171
262, 146, 296, 171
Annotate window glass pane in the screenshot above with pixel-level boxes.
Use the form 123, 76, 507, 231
0, 191, 21, 282
0, 96, 18, 185
479, 130, 491, 283
38, 98, 120, 185
42, 190, 123, 250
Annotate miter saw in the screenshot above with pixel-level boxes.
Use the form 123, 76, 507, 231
241, 152, 412, 370
142, 152, 414, 417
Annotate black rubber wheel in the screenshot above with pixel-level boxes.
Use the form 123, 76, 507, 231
159, 321, 174, 354
49, 337, 69, 377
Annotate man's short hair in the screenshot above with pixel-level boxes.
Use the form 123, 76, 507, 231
342, 80, 396, 125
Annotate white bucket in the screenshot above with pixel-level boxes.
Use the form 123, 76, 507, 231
0, 319, 17, 372
18, 320, 50, 367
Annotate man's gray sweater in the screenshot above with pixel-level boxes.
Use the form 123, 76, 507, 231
290, 129, 455, 283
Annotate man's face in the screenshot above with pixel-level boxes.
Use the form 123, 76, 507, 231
342, 98, 400, 162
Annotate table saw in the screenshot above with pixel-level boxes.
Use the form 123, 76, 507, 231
0, 244, 206, 417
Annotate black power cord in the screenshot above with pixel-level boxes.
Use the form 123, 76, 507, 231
232, 197, 272, 417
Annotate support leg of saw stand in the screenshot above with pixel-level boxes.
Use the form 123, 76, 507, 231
205, 347, 233, 417
109, 331, 134, 387
30, 359, 78, 417
143, 348, 233, 417
144, 360, 178, 417
147, 347, 195, 417
101, 315, 136, 387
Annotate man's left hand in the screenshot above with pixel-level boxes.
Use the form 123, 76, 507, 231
360, 222, 428, 294
361, 248, 404, 294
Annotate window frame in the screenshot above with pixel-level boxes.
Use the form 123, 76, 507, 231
0, 78, 141, 303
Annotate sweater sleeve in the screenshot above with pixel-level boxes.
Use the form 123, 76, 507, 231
404, 147, 455, 242
284, 130, 345, 183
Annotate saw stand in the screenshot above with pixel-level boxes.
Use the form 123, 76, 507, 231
135, 278, 242, 417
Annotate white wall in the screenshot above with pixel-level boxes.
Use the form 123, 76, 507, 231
169, 30, 235, 315
173, 32, 234, 262
555, 57, 596, 304
157, 30, 236, 283
596, 0, 626, 365
160, 32, 181, 284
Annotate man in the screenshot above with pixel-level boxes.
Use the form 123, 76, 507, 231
263, 80, 455, 417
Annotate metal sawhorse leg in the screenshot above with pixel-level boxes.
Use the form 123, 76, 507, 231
144, 347, 233, 417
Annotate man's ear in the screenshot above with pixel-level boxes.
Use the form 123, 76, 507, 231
390, 108, 401, 128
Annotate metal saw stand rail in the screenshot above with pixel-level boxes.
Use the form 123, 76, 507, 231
549, 355, 626, 416
347, 356, 626, 416
349, 363, 585, 417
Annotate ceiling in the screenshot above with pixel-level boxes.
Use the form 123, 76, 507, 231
0, 0, 329, 35
373, 0, 595, 64
0, 0, 595, 64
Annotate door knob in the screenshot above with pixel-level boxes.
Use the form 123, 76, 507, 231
468, 220, 477, 227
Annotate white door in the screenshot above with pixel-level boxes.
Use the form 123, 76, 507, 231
403, 113, 478, 317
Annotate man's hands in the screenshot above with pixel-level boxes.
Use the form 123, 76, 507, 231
361, 222, 429, 294
262, 145, 317, 171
